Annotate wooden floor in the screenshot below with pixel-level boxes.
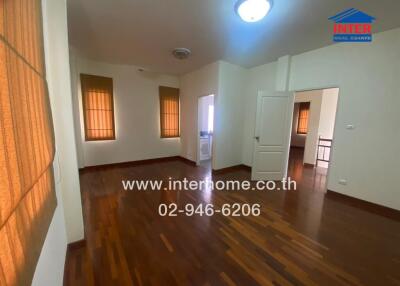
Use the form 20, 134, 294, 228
65, 149, 400, 286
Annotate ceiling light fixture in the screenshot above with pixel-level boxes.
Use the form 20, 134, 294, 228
235, 0, 272, 23
172, 48, 191, 60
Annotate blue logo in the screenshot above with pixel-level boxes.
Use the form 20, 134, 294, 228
329, 8, 375, 42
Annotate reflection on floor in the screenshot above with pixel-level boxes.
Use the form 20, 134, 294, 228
199, 159, 212, 169
288, 147, 328, 193
64, 156, 400, 286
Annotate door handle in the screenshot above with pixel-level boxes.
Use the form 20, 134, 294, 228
254, 136, 260, 141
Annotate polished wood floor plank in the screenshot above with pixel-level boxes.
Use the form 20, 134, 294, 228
64, 149, 400, 286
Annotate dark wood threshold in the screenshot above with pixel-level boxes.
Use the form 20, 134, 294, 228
327, 190, 400, 221
303, 163, 315, 168
79, 156, 196, 172
64, 239, 86, 286
212, 164, 251, 175
290, 146, 305, 150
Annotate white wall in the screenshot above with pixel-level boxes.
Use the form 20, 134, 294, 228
33, 0, 84, 284
242, 28, 400, 210
317, 88, 339, 168
42, 0, 84, 244
242, 62, 277, 166
32, 187, 67, 286
70, 55, 181, 167
180, 61, 246, 169
180, 62, 219, 163
69, 47, 85, 168
294, 90, 323, 165
289, 29, 400, 210
214, 61, 246, 169
181, 61, 246, 170
318, 88, 339, 139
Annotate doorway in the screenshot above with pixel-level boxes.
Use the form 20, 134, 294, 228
288, 88, 339, 191
197, 95, 214, 167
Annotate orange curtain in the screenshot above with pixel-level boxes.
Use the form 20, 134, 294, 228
297, 102, 310, 134
159, 86, 179, 138
0, 0, 57, 285
80, 74, 115, 141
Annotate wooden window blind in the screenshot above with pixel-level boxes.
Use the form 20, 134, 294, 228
159, 86, 180, 138
80, 74, 116, 141
0, 1, 57, 285
297, 102, 310, 134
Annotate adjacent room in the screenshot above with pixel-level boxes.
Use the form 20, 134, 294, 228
198, 94, 214, 166
0, 0, 399, 286
288, 88, 339, 191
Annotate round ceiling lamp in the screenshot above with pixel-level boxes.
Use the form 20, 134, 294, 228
235, 0, 272, 23
172, 48, 191, 60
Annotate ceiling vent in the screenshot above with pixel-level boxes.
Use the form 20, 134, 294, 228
172, 48, 191, 60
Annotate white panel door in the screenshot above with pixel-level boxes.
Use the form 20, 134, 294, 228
251, 91, 293, 180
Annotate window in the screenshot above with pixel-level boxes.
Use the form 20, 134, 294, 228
81, 74, 116, 141
297, 102, 310, 134
159, 86, 180, 138
0, 1, 57, 285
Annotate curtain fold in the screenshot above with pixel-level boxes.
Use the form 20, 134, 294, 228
0, 0, 57, 285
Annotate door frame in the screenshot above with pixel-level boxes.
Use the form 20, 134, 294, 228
196, 94, 215, 167
288, 86, 341, 189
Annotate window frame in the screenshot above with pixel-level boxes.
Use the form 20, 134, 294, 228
80, 74, 116, 141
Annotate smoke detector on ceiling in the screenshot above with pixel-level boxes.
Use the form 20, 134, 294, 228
172, 48, 191, 60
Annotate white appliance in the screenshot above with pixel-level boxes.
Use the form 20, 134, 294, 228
200, 135, 212, 161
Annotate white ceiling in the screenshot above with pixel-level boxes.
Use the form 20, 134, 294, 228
67, 0, 400, 75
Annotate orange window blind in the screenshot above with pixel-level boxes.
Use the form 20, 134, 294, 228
159, 86, 180, 138
0, 0, 57, 285
80, 74, 116, 141
297, 102, 310, 134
